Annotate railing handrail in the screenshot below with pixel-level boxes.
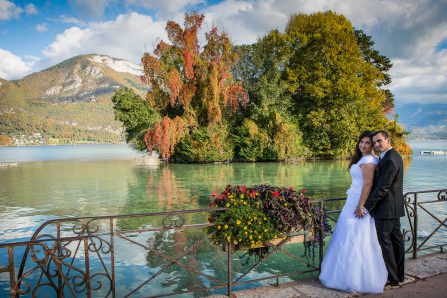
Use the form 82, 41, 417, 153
404, 188, 447, 196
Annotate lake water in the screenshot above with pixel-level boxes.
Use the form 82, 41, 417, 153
0, 141, 446, 295
0, 141, 445, 241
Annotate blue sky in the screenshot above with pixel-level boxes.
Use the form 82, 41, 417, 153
1, 0, 447, 106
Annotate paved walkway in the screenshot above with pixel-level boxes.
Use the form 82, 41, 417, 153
209, 252, 447, 297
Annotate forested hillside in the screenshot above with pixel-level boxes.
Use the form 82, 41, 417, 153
0, 54, 146, 145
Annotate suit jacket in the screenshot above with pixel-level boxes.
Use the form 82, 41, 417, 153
364, 148, 405, 219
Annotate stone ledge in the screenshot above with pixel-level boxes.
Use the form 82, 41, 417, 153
208, 252, 447, 298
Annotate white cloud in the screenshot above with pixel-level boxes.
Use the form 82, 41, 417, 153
389, 50, 447, 104
58, 15, 87, 26
0, 0, 22, 20
203, 0, 287, 45
35, 23, 48, 32
126, 0, 204, 18
68, 0, 111, 19
25, 3, 38, 15
42, 12, 166, 66
0, 49, 38, 79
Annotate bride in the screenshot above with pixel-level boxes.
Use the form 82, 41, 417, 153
319, 131, 387, 293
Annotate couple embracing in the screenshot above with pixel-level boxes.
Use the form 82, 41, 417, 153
319, 130, 405, 294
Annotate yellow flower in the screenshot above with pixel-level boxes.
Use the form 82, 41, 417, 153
264, 229, 268, 232
258, 235, 262, 239
224, 225, 229, 229
236, 220, 241, 225
243, 201, 246, 205
227, 235, 231, 241
226, 203, 230, 207
239, 194, 244, 199
217, 225, 221, 230
244, 226, 247, 230
244, 231, 248, 235
249, 235, 253, 240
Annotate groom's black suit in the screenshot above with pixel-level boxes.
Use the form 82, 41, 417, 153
364, 148, 405, 284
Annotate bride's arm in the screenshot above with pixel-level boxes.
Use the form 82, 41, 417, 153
354, 163, 376, 217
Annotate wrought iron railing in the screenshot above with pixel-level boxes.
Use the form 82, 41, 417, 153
0, 189, 445, 297
0, 207, 320, 297
403, 189, 447, 258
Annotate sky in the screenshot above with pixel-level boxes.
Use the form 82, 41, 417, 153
1, 0, 447, 106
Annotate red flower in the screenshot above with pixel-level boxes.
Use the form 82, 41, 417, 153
272, 191, 280, 198
250, 191, 256, 198
300, 188, 308, 193
211, 192, 218, 197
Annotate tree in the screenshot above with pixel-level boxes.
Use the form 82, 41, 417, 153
232, 31, 306, 160
283, 11, 394, 157
111, 88, 160, 150
0, 134, 12, 146
354, 29, 395, 113
141, 12, 247, 160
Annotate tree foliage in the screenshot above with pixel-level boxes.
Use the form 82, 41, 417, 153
141, 12, 247, 160
232, 11, 409, 158
111, 88, 160, 150
112, 10, 410, 161
232, 31, 307, 161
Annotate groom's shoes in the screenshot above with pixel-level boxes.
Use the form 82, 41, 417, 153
385, 281, 400, 289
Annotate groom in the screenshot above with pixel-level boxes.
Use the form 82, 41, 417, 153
363, 131, 405, 287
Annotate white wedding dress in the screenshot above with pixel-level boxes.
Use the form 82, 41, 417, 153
319, 155, 387, 293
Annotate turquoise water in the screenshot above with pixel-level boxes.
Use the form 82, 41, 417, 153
0, 141, 445, 296
0, 141, 445, 242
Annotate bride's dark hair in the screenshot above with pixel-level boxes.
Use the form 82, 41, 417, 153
348, 131, 374, 170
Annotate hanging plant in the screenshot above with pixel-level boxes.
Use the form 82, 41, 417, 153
207, 185, 332, 262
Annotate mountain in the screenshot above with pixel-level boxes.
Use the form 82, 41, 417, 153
0, 54, 147, 145
395, 103, 447, 139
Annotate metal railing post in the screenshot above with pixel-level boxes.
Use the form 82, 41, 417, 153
413, 193, 418, 259
84, 238, 91, 298
227, 241, 232, 297
110, 218, 116, 298
319, 200, 324, 271
8, 246, 16, 298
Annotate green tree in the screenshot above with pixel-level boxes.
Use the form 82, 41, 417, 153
283, 11, 391, 157
111, 87, 160, 150
354, 29, 395, 113
232, 31, 306, 160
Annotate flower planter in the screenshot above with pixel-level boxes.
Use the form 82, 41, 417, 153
253, 230, 314, 248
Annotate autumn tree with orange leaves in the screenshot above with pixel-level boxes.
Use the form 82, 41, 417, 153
141, 12, 247, 161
